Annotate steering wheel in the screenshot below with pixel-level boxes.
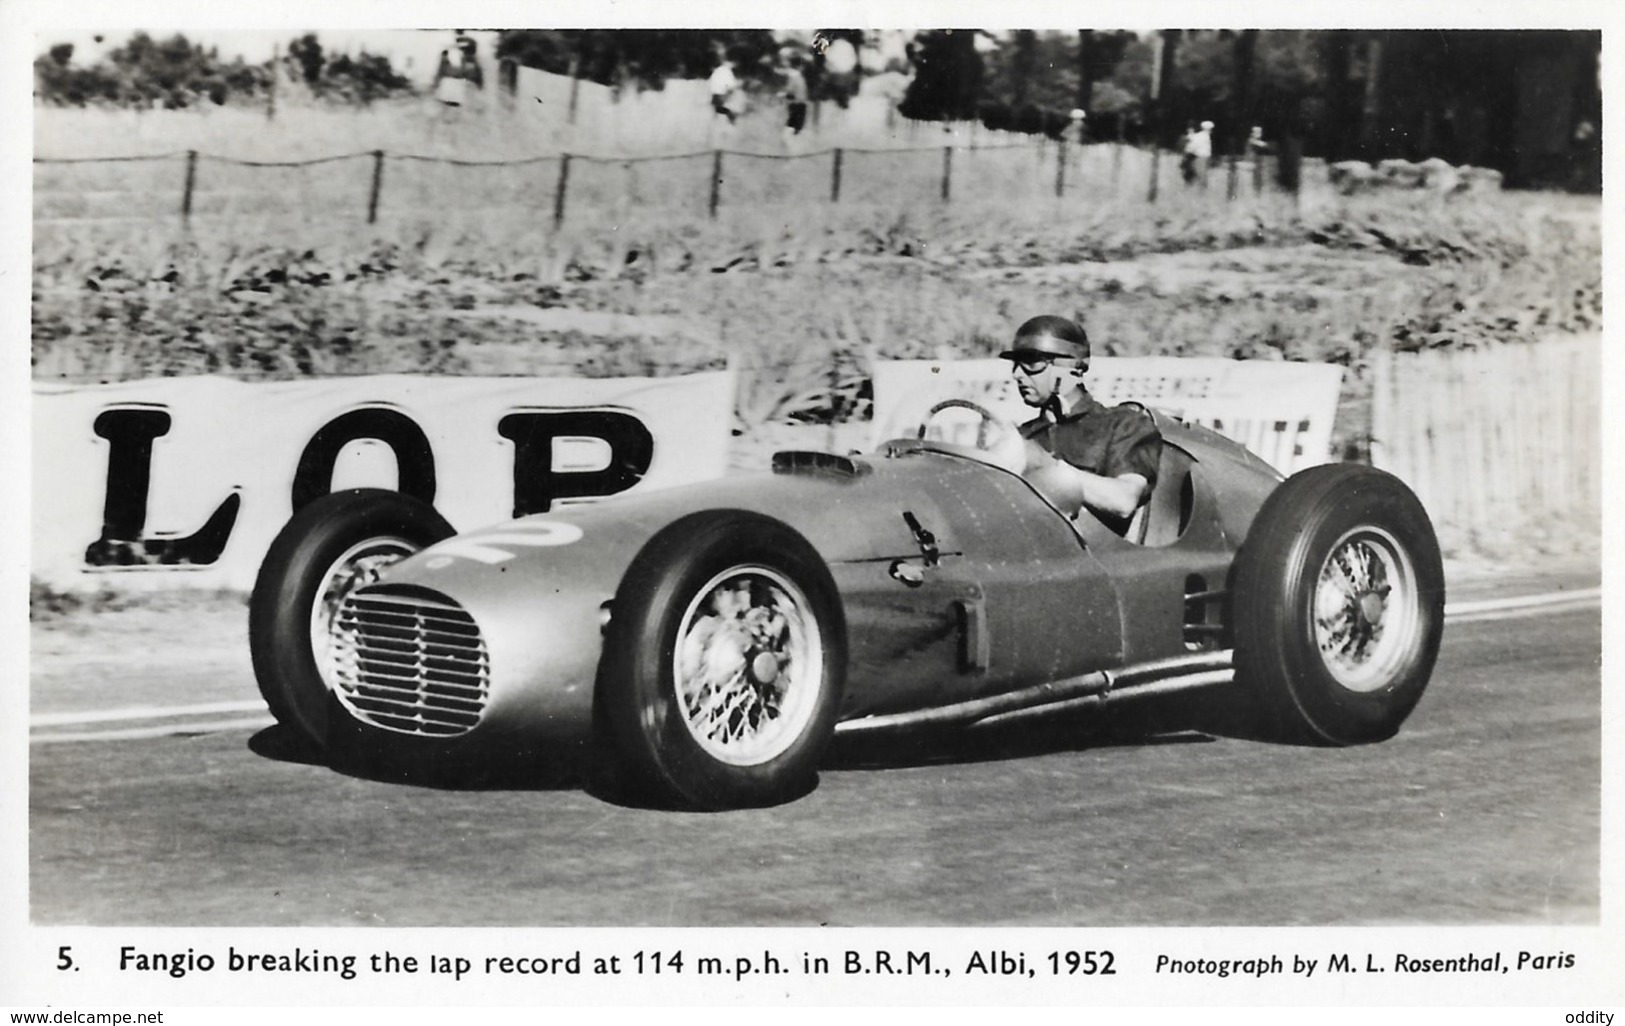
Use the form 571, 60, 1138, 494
915, 399, 1027, 474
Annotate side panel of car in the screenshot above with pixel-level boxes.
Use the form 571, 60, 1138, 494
831, 455, 1128, 718
1156, 418, 1283, 549
373, 455, 1000, 735
1073, 457, 1237, 664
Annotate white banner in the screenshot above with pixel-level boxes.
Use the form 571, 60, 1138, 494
32, 372, 735, 591
871, 357, 1344, 475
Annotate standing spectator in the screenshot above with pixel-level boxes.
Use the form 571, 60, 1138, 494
1245, 125, 1272, 194
1182, 119, 1213, 186
433, 49, 464, 108
1573, 119, 1600, 192
782, 50, 810, 150
430, 46, 468, 145
708, 48, 740, 126
434, 34, 485, 114
1245, 125, 1271, 157
455, 33, 485, 92
1178, 121, 1197, 182
1069, 108, 1090, 145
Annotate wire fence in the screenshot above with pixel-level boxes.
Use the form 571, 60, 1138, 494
34, 140, 1288, 230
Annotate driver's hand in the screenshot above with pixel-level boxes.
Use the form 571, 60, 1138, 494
1023, 449, 1084, 517
983, 420, 1027, 474
1021, 438, 1053, 474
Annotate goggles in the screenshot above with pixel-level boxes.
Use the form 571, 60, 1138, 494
1012, 355, 1059, 375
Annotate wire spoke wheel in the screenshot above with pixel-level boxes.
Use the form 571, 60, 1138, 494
674, 566, 823, 766
601, 510, 846, 809
1313, 526, 1419, 693
1231, 464, 1443, 746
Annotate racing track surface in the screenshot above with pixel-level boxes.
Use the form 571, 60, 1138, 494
28, 569, 1600, 926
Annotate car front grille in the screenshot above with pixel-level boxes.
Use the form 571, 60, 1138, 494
329, 586, 490, 737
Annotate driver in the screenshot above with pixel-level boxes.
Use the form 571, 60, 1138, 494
1001, 314, 1162, 533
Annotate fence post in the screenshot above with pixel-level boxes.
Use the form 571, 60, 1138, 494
830, 147, 844, 203
567, 57, 582, 124
1279, 137, 1302, 206
181, 150, 198, 227
553, 153, 572, 229
366, 149, 385, 225
709, 150, 724, 219
1148, 146, 1160, 204
1055, 138, 1068, 198
940, 145, 954, 202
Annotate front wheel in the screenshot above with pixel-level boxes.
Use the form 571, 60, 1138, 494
1231, 464, 1445, 745
249, 489, 454, 752
598, 510, 847, 810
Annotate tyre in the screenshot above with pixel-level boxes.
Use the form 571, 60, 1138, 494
249, 488, 454, 752
599, 510, 847, 810
1231, 463, 1445, 745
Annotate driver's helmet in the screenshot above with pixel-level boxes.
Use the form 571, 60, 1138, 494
1000, 315, 1090, 366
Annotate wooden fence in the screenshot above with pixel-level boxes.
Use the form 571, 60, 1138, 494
1369, 336, 1600, 551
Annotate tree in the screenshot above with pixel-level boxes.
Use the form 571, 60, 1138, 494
32, 31, 408, 109
34, 43, 123, 105
270, 33, 414, 104
808, 29, 866, 108
1252, 31, 1323, 150
496, 30, 779, 92
1228, 29, 1259, 157
1092, 32, 1154, 139
898, 29, 984, 121
1009, 30, 1037, 108
981, 30, 1080, 114
322, 51, 413, 105
288, 34, 325, 86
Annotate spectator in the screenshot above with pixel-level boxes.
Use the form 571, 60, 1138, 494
455, 33, 484, 90
782, 51, 810, 149
1182, 120, 1213, 186
1245, 124, 1271, 157
433, 49, 464, 108
433, 35, 485, 114
1069, 108, 1090, 145
1245, 125, 1272, 193
708, 50, 740, 126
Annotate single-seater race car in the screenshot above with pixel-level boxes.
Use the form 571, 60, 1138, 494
250, 401, 1445, 810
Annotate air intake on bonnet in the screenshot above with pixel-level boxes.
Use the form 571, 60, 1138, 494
329, 586, 490, 737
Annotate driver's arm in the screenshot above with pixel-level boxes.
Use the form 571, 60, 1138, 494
1022, 442, 1149, 520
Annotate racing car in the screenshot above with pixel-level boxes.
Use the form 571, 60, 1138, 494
249, 401, 1445, 810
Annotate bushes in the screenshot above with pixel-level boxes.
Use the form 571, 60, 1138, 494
31, 189, 1598, 435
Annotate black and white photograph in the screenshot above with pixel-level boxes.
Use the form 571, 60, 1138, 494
3, 0, 1618, 1015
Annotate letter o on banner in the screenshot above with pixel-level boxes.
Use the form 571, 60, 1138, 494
291, 407, 437, 512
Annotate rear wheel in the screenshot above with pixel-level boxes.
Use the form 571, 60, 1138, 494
249, 489, 454, 751
599, 510, 847, 810
1231, 464, 1444, 745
